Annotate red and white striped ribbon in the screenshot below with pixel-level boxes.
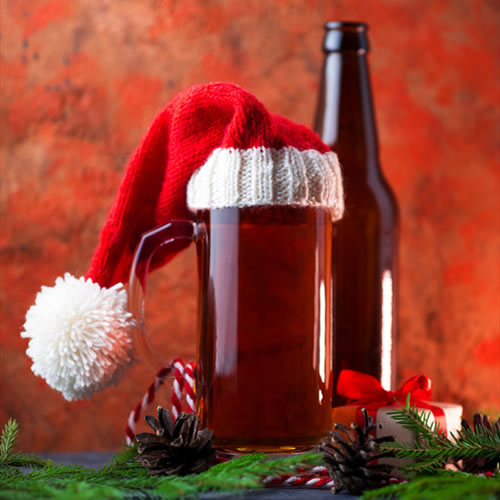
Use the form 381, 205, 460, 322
263, 465, 334, 489
183, 362, 196, 413
125, 359, 196, 445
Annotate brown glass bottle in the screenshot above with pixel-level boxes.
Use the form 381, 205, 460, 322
313, 22, 399, 403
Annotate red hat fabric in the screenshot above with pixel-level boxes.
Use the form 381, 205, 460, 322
21, 82, 344, 401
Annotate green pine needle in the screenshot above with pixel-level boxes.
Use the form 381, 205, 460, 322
0, 419, 19, 460
0, 419, 54, 470
362, 470, 500, 500
2, 452, 53, 469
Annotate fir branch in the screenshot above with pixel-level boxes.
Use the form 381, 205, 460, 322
195, 451, 323, 488
380, 397, 500, 474
0, 421, 322, 499
361, 470, 500, 500
95, 443, 143, 477
0, 420, 50, 470
0, 446, 323, 500
0, 419, 19, 460
2, 452, 53, 469
453, 425, 500, 458
386, 395, 451, 447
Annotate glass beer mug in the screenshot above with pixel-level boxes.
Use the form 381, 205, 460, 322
128, 204, 333, 453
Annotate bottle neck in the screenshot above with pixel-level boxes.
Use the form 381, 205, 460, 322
314, 24, 381, 179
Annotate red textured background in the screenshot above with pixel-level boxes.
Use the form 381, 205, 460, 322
1, 0, 499, 451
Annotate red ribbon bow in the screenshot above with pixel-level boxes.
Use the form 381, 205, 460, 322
336, 370, 447, 435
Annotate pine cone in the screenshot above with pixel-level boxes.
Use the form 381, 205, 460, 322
318, 408, 397, 495
136, 407, 216, 476
446, 413, 500, 474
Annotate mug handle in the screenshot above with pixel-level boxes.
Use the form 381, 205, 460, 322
128, 221, 199, 371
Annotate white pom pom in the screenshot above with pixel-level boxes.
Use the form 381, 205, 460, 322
21, 273, 135, 401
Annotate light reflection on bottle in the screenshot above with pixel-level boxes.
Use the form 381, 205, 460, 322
321, 54, 343, 146
381, 270, 393, 391
319, 281, 326, 384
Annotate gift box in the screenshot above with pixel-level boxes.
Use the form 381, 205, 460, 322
332, 370, 463, 464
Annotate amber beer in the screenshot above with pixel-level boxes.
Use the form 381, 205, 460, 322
314, 22, 399, 401
195, 206, 333, 452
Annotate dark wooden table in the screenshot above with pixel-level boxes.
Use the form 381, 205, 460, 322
39, 452, 359, 499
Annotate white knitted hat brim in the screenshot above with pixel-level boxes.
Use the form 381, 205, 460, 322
187, 146, 344, 220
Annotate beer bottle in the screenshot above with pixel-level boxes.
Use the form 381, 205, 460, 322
313, 21, 399, 402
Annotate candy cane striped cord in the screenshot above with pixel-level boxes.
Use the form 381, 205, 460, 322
171, 359, 187, 419
281, 475, 333, 488
262, 466, 334, 489
125, 364, 173, 445
125, 359, 195, 445
183, 362, 196, 413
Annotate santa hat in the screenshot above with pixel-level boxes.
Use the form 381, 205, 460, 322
21, 82, 344, 401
